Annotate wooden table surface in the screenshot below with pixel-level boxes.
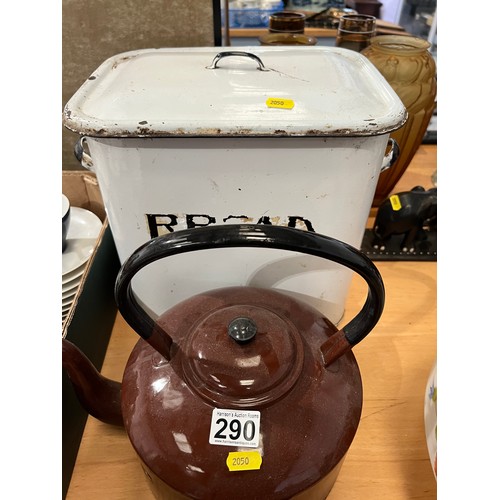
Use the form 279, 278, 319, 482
65, 145, 437, 499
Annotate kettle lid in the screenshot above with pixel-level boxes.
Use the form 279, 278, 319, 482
181, 298, 305, 408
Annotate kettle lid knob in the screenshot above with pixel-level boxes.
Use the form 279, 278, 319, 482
228, 317, 257, 343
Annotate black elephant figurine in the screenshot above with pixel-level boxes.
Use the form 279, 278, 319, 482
372, 186, 437, 252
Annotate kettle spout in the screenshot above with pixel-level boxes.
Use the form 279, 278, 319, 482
62, 338, 123, 426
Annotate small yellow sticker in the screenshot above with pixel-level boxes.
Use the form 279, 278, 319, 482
266, 97, 294, 109
390, 194, 402, 211
226, 451, 263, 471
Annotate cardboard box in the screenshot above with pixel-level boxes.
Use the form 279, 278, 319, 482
62, 171, 121, 497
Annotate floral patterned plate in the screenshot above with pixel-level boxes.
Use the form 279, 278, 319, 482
424, 361, 437, 479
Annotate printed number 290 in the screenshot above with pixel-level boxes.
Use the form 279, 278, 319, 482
214, 418, 256, 442
209, 409, 260, 447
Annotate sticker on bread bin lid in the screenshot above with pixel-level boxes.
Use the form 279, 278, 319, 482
226, 451, 263, 471
266, 97, 295, 109
209, 408, 260, 448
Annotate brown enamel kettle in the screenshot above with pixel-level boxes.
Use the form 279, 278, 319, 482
62, 224, 384, 499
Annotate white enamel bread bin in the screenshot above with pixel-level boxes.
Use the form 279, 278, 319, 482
63, 46, 406, 323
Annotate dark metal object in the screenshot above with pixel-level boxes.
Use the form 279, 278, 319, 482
381, 138, 400, 172
361, 186, 437, 261
213, 0, 223, 46
228, 317, 258, 343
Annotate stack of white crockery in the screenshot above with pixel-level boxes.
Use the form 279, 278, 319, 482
62, 194, 102, 324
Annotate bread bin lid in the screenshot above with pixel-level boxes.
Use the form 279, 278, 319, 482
63, 46, 407, 138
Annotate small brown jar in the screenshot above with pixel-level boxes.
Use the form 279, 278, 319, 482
259, 11, 317, 46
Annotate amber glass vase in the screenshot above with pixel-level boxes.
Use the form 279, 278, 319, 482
361, 35, 437, 206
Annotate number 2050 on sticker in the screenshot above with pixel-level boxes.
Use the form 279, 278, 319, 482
209, 408, 261, 448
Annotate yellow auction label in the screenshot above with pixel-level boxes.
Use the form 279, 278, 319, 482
390, 194, 402, 211
226, 451, 262, 472
266, 97, 294, 109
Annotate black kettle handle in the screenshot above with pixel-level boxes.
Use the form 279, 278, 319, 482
115, 224, 384, 366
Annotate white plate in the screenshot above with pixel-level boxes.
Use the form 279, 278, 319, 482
62, 273, 84, 292
62, 261, 87, 285
62, 207, 102, 275
62, 294, 76, 308
62, 284, 80, 300
424, 361, 437, 479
